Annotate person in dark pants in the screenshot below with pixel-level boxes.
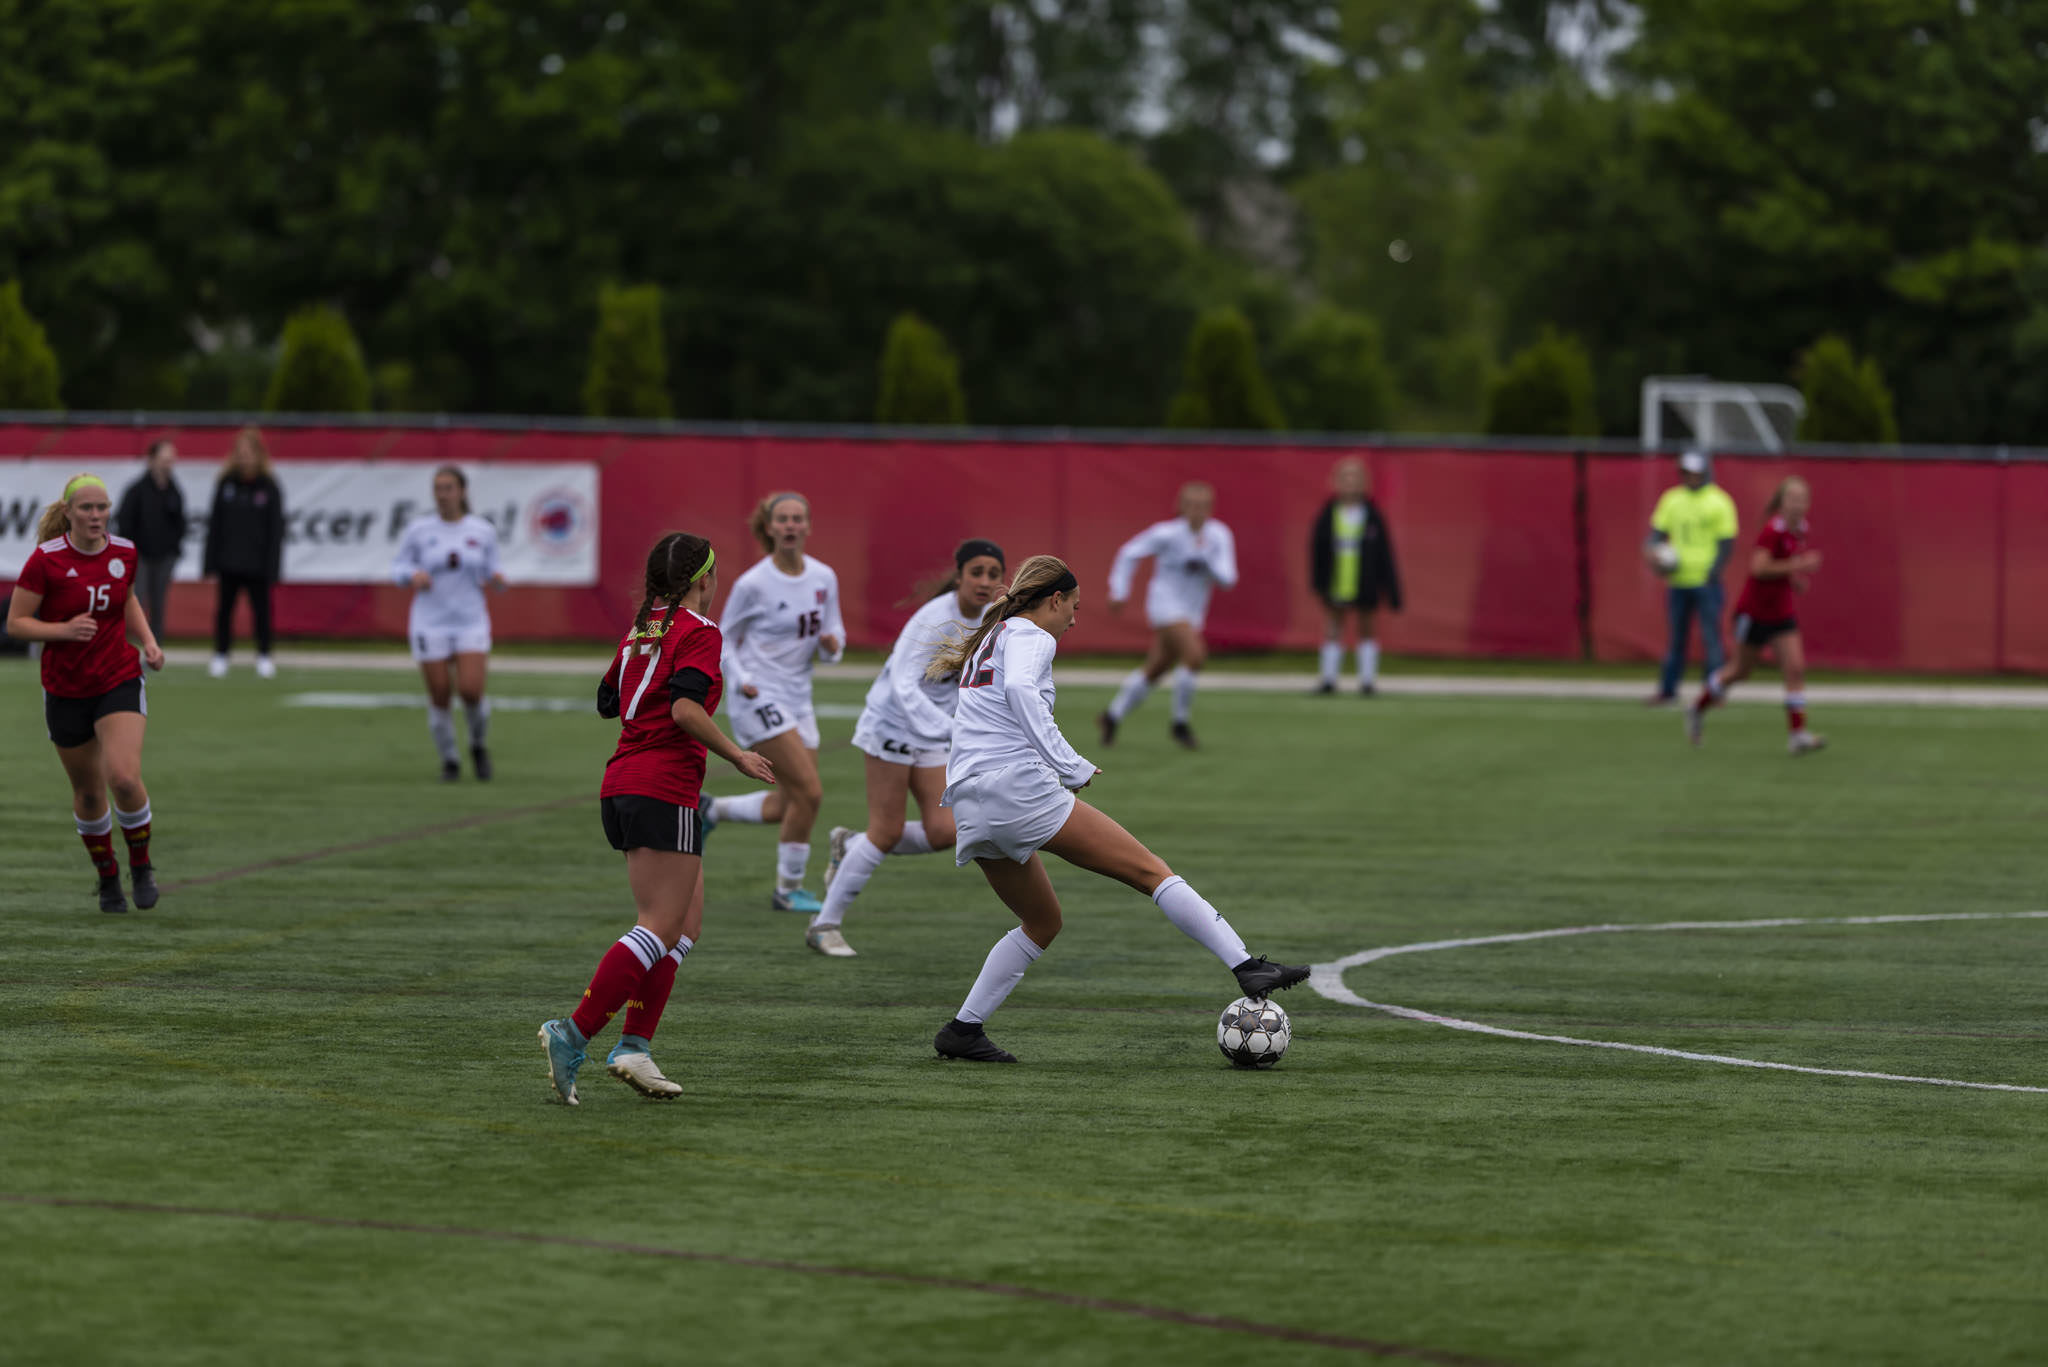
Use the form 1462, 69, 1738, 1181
1643, 450, 1739, 704
116, 439, 188, 642
203, 426, 286, 679
1309, 456, 1402, 695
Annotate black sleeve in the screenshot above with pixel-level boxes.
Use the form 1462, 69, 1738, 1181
1374, 505, 1402, 611
1309, 500, 1333, 598
116, 483, 142, 542
202, 483, 224, 575
596, 678, 621, 718
168, 482, 187, 537
669, 667, 714, 706
264, 477, 286, 582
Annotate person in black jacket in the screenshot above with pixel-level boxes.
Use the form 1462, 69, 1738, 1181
203, 426, 286, 679
116, 438, 188, 641
1308, 457, 1401, 695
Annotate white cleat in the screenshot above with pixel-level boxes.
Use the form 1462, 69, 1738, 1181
207, 654, 229, 679
1788, 730, 1828, 757
605, 1049, 682, 1100
255, 655, 277, 680
805, 922, 857, 958
1685, 705, 1705, 747
822, 826, 852, 892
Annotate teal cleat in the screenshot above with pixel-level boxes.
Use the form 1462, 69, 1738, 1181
696, 794, 718, 836
771, 887, 824, 914
537, 1018, 586, 1107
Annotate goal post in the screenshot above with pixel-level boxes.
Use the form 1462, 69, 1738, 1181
1640, 377, 1805, 452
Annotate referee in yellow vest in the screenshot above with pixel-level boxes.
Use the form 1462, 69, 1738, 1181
1310, 457, 1402, 694
1644, 450, 1739, 704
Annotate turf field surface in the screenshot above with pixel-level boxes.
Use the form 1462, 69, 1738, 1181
3, 659, 2044, 1366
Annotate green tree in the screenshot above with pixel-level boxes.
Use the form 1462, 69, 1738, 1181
1166, 307, 1285, 430
876, 313, 966, 424
264, 305, 371, 412
0, 279, 62, 409
1796, 335, 1897, 444
1484, 328, 1597, 437
583, 283, 673, 419
1271, 307, 1396, 432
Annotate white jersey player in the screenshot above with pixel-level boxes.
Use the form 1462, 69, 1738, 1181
390, 467, 505, 782
807, 539, 1007, 958
921, 555, 1309, 1065
701, 492, 844, 913
1099, 482, 1237, 751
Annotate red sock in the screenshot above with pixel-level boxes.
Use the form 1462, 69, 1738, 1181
1693, 687, 1720, 712
620, 951, 680, 1043
79, 827, 119, 879
570, 928, 666, 1041
117, 806, 153, 870
1787, 706, 1806, 732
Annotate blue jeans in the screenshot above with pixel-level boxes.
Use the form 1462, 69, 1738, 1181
1658, 582, 1725, 698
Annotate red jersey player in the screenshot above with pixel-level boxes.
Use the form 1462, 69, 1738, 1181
537, 532, 775, 1106
6, 472, 167, 912
1687, 476, 1825, 755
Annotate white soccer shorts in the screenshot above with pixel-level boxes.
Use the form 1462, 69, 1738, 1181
852, 713, 949, 769
731, 690, 820, 750
944, 762, 1077, 867
410, 624, 493, 662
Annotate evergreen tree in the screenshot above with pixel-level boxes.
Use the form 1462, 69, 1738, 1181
1271, 307, 1397, 433
0, 280, 63, 410
1796, 335, 1898, 444
1483, 329, 1598, 437
582, 284, 673, 420
264, 305, 371, 412
1165, 307, 1284, 431
875, 313, 967, 424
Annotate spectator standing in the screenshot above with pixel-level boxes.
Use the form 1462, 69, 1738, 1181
1308, 456, 1402, 695
116, 439, 188, 642
1643, 450, 1738, 704
203, 426, 286, 679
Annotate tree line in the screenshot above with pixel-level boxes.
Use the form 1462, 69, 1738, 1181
2, 0, 2041, 443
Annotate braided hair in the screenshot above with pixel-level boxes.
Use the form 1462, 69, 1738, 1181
925, 554, 1076, 682
633, 532, 714, 635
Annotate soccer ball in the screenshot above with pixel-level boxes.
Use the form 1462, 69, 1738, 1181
1651, 542, 1680, 575
1217, 996, 1290, 1069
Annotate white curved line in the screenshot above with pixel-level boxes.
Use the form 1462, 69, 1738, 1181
1309, 911, 2048, 1095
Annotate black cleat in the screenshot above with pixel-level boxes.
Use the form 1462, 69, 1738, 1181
97, 875, 128, 914
1313, 681, 1335, 695
934, 1019, 1017, 1063
472, 745, 493, 781
1170, 721, 1199, 751
1232, 955, 1310, 1000
130, 865, 159, 910
440, 759, 460, 783
1360, 682, 1378, 697
1096, 710, 1119, 747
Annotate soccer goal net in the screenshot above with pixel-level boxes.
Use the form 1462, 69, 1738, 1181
1640, 377, 1805, 452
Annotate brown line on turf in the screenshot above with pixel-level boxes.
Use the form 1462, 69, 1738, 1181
158, 796, 588, 893
0, 1192, 1514, 1366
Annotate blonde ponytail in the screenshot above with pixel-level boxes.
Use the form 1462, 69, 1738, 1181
926, 554, 1075, 681
35, 499, 70, 542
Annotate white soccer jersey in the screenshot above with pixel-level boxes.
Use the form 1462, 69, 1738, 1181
946, 618, 1095, 790
1107, 517, 1238, 627
719, 555, 845, 706
391, 514, 500, 633
860, 591, 988, 743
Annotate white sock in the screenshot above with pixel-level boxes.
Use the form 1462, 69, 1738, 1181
426, 705, 458, 764
815, 833, 886, 927
1707, 668, 1727, 700
465, 698, 490, 747
75, 809, 114, 837
114, 800, 151, 830
667, 934, 694, 963
776, 841, 810, 891
1171, 666, 1197, 724
619, 925, 664, 971
1319, 640, 1342, 685
956, 926, 1044, 1025
1151, 875, 1250, 968
712, 791, 771, 824
891, 821, 933, 856
1356, 640, 1381, 686
1108, 668, 1151, 721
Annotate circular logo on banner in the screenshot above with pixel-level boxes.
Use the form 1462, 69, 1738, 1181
109, 559, 126, 578
527, 488, 593, 559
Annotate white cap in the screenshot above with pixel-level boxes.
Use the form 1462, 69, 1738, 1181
1678, 450, 1710, 475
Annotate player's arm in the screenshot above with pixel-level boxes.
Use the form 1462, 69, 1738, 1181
123, 591, 164, 670
596, 648, 623, 718
1209, 524, 1239, 590
5, 565, 94, 643
1106, 524, 1160, 609
1001, 636, 1097, 788
264, 476, 286, 581
482, 525, 507, 592
719, 581, 760, 698
892, 618, 956, 740
817, 568, 845, 661
667, 633, 773, 783
1749, 544, 1823, 579
391, 525, 430, 590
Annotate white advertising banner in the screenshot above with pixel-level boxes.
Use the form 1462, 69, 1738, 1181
0, 459, 598, 585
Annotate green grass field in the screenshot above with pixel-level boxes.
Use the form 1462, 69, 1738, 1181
3, 659, 2045, 1366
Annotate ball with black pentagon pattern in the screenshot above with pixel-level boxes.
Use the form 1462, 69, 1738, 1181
1216, 994, 1290, 1069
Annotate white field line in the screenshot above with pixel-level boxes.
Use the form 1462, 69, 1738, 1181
160, 649, 2048, 709
1310, 912, 2048, 1094
280, 691, 862, 719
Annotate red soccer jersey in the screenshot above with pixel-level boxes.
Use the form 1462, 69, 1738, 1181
1734, 516, 1808, 623
599, 605, 725, 806
15, 534, 143, 698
